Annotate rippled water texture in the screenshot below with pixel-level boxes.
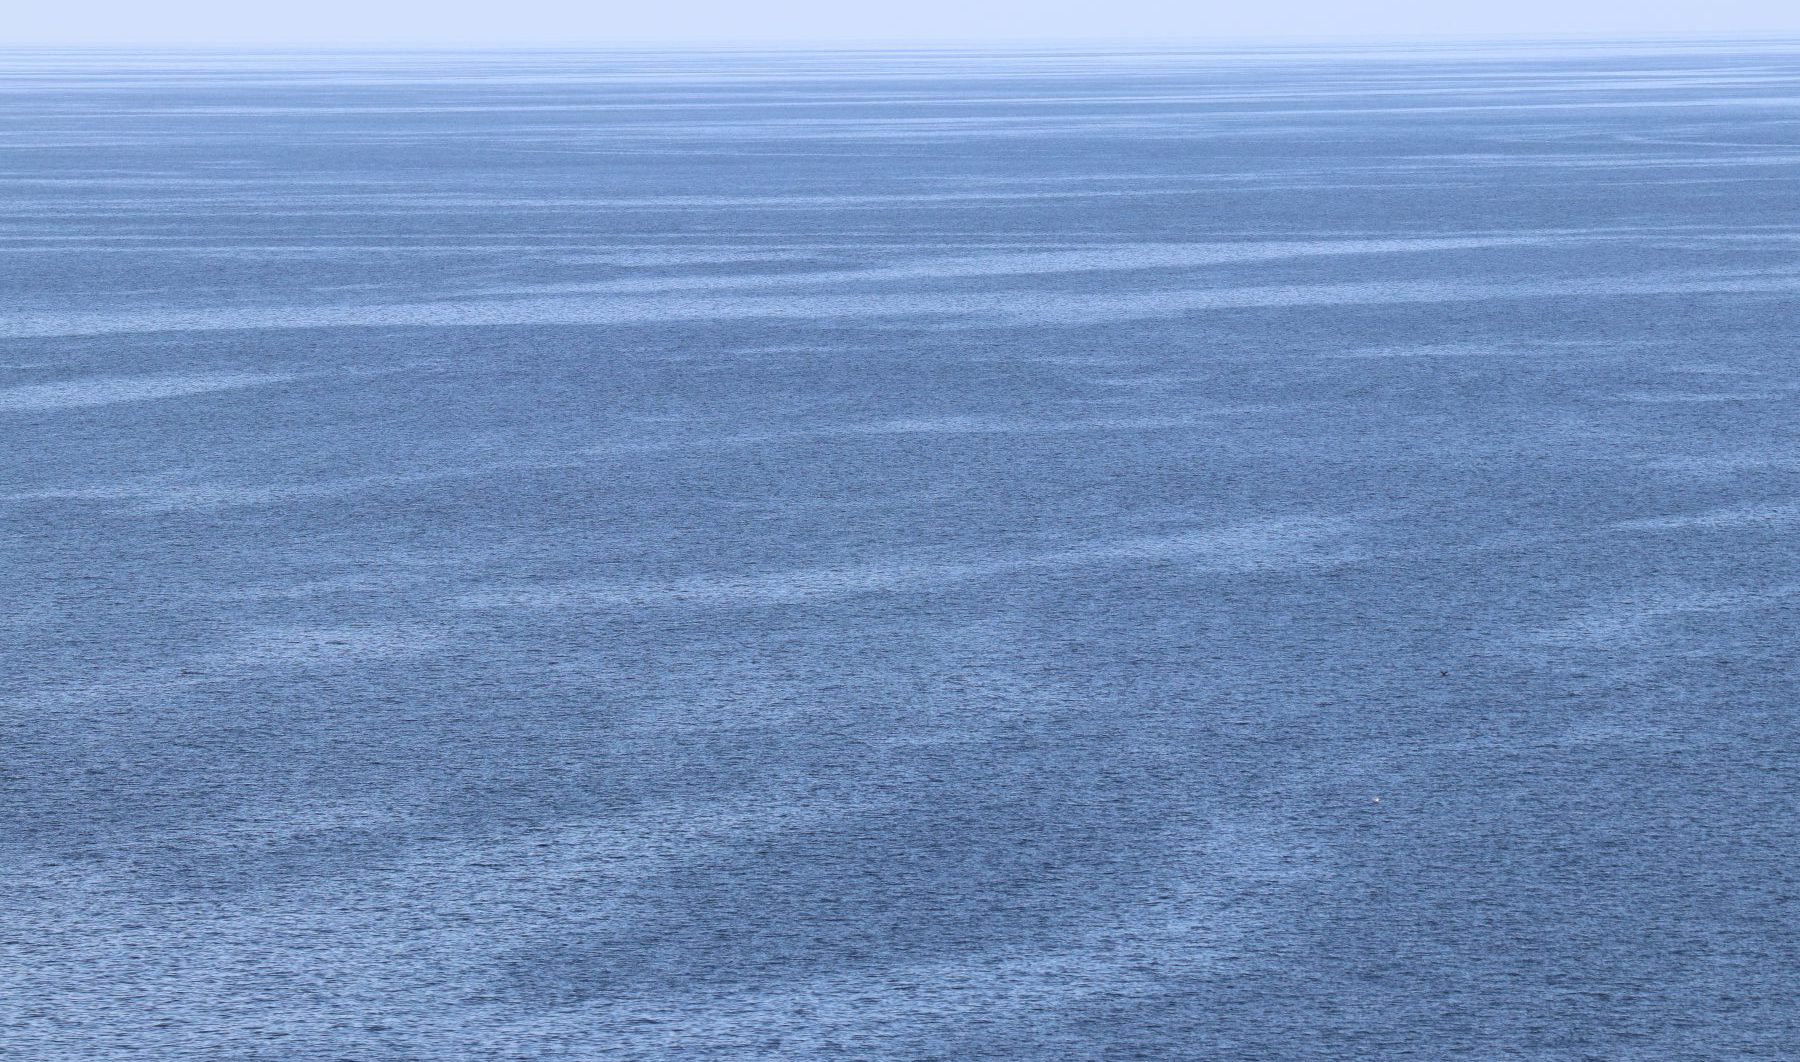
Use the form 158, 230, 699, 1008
3, 42, 1799, 1059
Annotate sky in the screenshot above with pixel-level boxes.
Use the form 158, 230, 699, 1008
7, 0, 1800, 46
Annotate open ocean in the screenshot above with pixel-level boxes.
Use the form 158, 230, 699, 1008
3, 40, 1798, 1059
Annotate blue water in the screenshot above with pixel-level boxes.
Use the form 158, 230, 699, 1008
3, 41, 1799, 1059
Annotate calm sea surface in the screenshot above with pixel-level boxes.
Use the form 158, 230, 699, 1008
3, 41, 1799, 1059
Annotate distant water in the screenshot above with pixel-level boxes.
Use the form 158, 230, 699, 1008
3, 42, 1799, 1059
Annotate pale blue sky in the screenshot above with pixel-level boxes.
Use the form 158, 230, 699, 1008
8, 0, 1800, 46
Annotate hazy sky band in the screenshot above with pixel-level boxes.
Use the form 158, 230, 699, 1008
11, 0, 1800, 46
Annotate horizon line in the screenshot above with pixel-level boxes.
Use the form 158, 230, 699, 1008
6, 32, 1800, 52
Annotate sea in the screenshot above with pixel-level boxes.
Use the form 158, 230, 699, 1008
2, 40, 1798, 1059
